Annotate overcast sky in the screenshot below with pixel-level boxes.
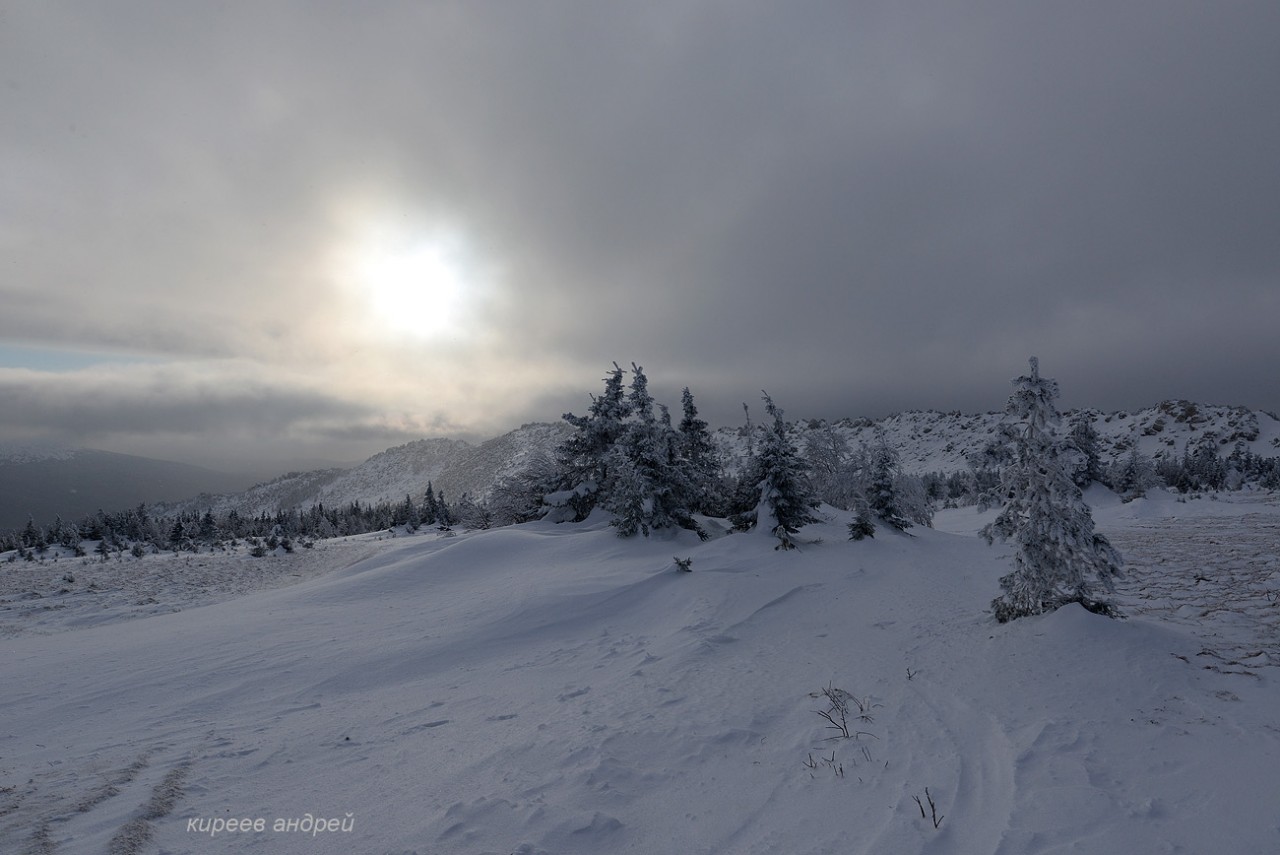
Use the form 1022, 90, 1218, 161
3, 1, 1279, 473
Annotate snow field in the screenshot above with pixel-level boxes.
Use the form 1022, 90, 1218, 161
2, 495, 1279, 853
0, 537, 381, 637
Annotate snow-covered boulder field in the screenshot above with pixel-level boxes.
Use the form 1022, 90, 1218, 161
3, 491, 1278, 853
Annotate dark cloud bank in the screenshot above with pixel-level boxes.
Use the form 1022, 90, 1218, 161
2, 2, 1278, 469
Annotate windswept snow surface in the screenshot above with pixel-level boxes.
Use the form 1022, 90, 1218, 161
3, 497, 1279, 853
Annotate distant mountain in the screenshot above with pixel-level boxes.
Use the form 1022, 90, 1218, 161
156, 422, 574, 521
0, 448, 254, 531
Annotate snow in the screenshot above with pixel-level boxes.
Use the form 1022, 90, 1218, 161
156, 423, 572, 522
0, 538, 382, 637
3, 495, 1279, 853
0, 442, 79, 466
712, 402, 1280, 484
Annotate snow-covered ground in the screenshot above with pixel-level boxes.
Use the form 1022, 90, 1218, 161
0, 539, 382, 638
3, 493, 1278, 853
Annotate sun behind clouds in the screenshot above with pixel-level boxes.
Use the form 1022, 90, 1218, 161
357, 237, 469, 339
330, 209, 492, 345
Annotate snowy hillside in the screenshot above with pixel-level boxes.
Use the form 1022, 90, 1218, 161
312, 436, 470, 506
714, 401, 1280, 479
3, 492, 1278, 853
156, 422, 572, 521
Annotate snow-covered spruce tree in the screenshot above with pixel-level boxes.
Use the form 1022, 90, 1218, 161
732, 393, 820, 549
678, 386, 727, 516
970, 426, 1017, 512
395, 494, 419, 531
846, 492, 877, 541
1106, 448, 1160, 502
982, 358, 1123, 622
548, 363, 632, 521
604, 366, 705, 539
844, 439, 933, 539
864, 439, 914, 532
422, 482, 440, 526
1064, 414, 1103, 488
603, 365, 660, 536
435, 492, 453, 531
1153, 452, 1191, 493
1183, 432, 1227, 492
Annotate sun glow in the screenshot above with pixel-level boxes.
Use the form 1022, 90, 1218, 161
360, 240, 468, 338
335, 219, 487, 343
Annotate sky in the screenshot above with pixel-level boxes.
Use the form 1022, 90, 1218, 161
3, 1, 1279, 475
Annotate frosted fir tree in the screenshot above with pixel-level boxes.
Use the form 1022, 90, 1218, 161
603, 365, 662, 535
435, 492, 454, 531
605, 366, 705, 539
846, 439, 931, 539
865, 439, 913, 532
732, 393, 820, 549
1106, 448, 1160, 502
1064, 414, 1103, 488
678, 387, 726, 515
422, 482, 440, 526
981, 358, 1123, 622
846, 492, 877, 541
970, 425, 1018, 512
603, 449, 651, 537
551, 363, 632, 521
1183, 432, 1227, 491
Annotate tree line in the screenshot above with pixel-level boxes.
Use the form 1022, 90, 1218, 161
0, 483, 473, 560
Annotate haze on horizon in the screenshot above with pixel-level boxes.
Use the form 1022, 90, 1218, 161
3, 2, 1278, 474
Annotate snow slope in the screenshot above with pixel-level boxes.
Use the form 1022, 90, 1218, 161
3, 497, 1278, 853
154, 422, 571, 521
715, 402, 1280, 480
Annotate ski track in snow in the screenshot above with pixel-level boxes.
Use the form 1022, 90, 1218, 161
0, 744, 193, 855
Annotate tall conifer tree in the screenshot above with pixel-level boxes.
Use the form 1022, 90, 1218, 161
733, 393, 819, 549
982, 358, 1123, 622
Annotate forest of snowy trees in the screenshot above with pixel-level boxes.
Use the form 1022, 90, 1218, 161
0, 482, 471, 561
540, 362, 721, 538
535, 364, 934, 549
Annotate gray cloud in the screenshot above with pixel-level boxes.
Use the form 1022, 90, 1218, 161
0, 361, 404, 466
0, 367, 352, 435
3, 1, 1278, 470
